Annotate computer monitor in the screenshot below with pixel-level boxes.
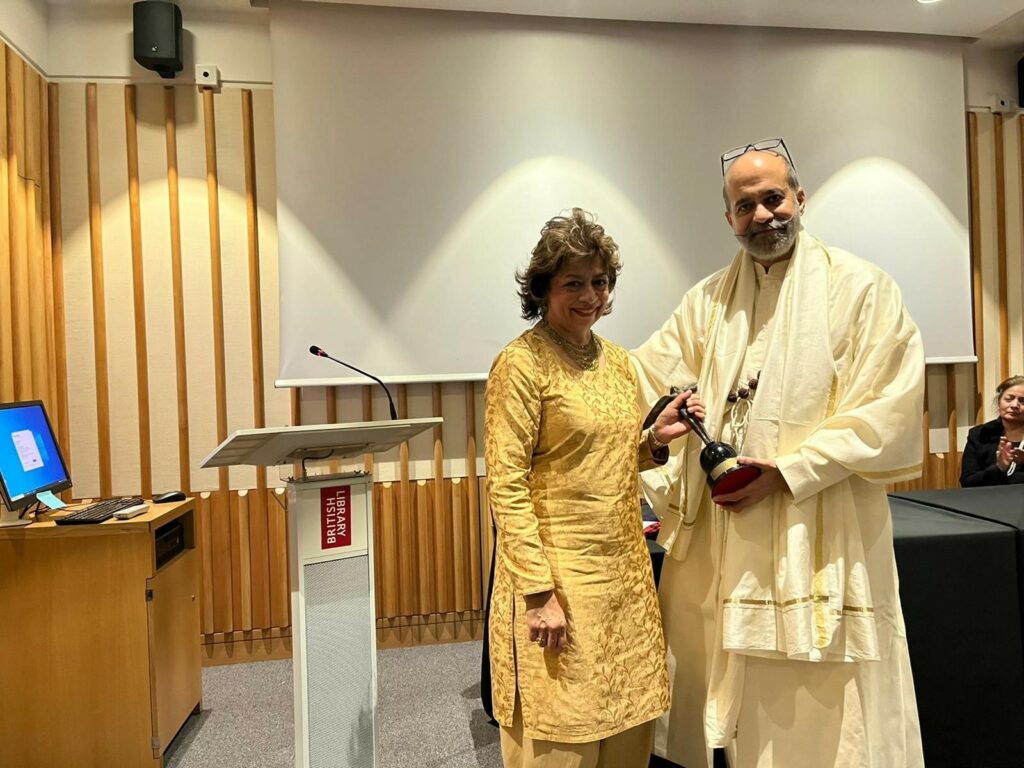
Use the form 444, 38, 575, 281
0, 400, 71, 527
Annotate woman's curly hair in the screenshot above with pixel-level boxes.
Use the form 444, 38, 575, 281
515, 208, 622, 321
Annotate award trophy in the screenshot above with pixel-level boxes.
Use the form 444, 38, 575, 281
644, 386, 761, 500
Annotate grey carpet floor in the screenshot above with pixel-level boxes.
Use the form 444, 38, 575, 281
163, 640, 502, 768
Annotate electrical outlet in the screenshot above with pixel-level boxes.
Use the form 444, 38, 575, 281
991, 93, 1016, 114
195, 65, 220, 88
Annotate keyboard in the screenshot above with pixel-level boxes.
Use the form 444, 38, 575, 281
55, 497, 147, 525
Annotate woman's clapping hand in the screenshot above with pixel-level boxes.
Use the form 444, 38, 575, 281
997, 437, 1024, 471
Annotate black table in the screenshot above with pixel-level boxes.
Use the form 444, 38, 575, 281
890, 493, 1024, 768
891, 485, 1024, 524
893, 486, 1024, 654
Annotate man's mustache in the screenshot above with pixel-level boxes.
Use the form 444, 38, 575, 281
746, 219, 792, 236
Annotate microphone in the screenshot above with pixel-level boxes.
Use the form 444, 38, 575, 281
308, 345, 398, 420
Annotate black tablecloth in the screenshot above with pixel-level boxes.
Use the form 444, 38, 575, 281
891, 485, 1024, 527
892, 485, 1024, 532
893, 486, 1024, 637
890, 494, 1024, 768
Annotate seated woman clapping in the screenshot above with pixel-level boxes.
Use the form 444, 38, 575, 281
961, 375, 1024, 487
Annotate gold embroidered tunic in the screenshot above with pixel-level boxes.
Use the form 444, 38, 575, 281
485, 327, 670, 744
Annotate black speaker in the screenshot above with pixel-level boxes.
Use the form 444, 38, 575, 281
133, 1, 183, 79
1018, 56, 1023, 112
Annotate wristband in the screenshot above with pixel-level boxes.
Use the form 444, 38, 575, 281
647, 427, 670, 450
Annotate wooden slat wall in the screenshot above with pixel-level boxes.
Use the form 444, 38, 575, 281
889, 111, 1024, 493
0, 50, 13, 403
969, 112, 985, 422
124, 86, 153, 499
55, 80, 291, 659
11, 43, 1017, 657
297, 381, 488, 646
0, 44, 62, 434
975, 114, 1024, 409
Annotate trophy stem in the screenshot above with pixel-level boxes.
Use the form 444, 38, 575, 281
665, 386, 762, 500
680, 408, 713, 446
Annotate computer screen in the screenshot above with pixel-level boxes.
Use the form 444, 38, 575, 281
0, 401, 71, 511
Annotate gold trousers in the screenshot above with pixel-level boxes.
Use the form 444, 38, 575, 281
500, 700, 655, 768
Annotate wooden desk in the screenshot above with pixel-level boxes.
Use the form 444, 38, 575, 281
0, 498, 202, 767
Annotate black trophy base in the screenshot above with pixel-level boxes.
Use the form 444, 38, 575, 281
701, 442, 762, 500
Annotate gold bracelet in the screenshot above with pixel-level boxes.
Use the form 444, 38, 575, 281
646, 428, 670, 450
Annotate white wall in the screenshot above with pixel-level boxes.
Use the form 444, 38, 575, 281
964, 41, 1022, 110
41, 4, 272, 83
0, 0, 49, 72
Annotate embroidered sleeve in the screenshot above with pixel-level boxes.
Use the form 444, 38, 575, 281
484, 344, 554, 597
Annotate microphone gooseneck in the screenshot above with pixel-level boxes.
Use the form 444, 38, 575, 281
308, 345, 398, 420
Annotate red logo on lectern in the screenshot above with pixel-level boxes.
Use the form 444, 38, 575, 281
320, 486, 351, 549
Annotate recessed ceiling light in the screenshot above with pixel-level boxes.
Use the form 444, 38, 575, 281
917, 0, 942, 4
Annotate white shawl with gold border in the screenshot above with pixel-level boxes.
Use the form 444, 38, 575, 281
633, 233, 923, 663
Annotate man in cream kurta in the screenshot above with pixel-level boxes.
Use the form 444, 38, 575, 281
632, 147, 925, 767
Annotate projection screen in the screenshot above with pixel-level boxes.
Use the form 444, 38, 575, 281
269, 2, 974, 386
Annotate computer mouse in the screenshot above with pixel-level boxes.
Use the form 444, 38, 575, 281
153, 490, 187, 503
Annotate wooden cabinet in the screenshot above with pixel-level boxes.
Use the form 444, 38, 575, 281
149, 547, 202, 753
0, 499, 202, 767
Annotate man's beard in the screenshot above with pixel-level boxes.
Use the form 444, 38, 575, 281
736, 213, 800, 261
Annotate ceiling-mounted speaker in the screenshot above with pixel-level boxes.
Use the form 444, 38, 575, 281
133, 1, 183, 79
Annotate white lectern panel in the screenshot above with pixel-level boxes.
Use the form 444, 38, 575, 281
289, 473, 377, 768
304, 557, 373, 767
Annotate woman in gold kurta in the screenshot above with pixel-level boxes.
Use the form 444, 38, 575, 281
485, 208, 701, 768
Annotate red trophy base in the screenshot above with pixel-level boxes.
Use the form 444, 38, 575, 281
710, 462, 762, 500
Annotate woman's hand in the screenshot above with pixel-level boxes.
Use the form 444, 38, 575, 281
998, 437, 1024, 470
650, 390, 706, 446
525, 590, 569, 654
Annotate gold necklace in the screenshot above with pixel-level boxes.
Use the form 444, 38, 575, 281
538, 319, 602, 371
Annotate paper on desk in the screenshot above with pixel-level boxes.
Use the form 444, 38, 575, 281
37, 490, 67, 510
